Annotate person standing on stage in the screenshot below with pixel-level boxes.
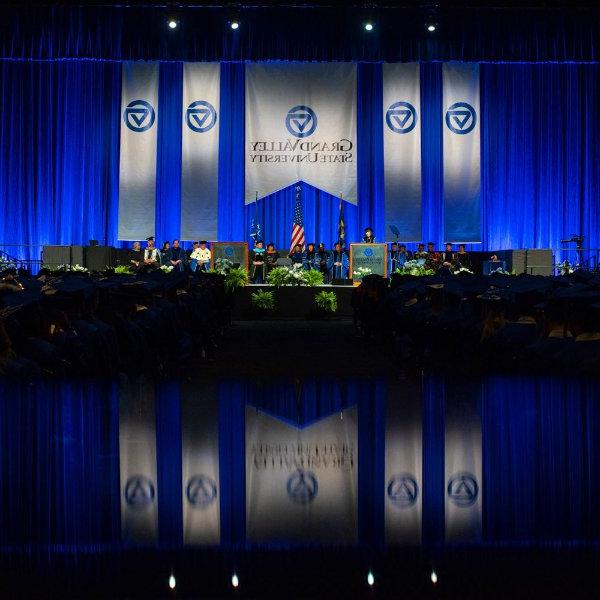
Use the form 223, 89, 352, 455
170, 239, 185, 271
251, 240, 266, 283
289, 244, 304, 266
389, 242, 400, 273
142, 236, 160, 271
303, 243, 317, 270
328, 242, 349, 280
363, 227, 375, 243
316, 243, 330, 281
265, 243, 279, 273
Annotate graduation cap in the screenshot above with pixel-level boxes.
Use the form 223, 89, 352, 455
146, 236, 155, 242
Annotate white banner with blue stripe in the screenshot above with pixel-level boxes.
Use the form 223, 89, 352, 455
119, 384, 158, 544
245, 406, 357, 544
181, 383, 220, 545
383, 63, 422, 242
245, 63, 357, 204
118, 62, 159, 241
443, 63, 481, 243
181, 63, 220, 241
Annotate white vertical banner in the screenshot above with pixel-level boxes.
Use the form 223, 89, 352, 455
181, 383, 220, 545
445, 396, 482, 542
246, 406, 357, 544
181, 63, 220, 241
385, 383, 422, 544
245, 63, 357, 203
383, 63, 422, 242
442, 63, 481, 243
118, 62, 159, 241
119, 384, 158, 544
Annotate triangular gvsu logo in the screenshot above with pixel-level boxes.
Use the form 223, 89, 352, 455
124, 99, 156, 132
445, 102, 477, 134
186, 100, 217, 133
286, 105, 318, 138
386, 101, 417, 134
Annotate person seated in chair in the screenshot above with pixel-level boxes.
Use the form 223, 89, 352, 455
129, 241, 143, 271
328, 242, 349, 280
160, 241, 171, 267
413, 243, 427, 260
169, 239, 185, 271
442, 243, 455, 266
303, 243, 317, 270
140, 237, 160, 272
265, 243, 279, 273
251, 240, 266, 283
456, 244, 471, 269
289, 244, 304, 266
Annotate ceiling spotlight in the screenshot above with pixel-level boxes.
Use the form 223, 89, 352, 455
426, 23, 437, 32
367, 571, 375, 586
230, 20, 240, 30
168, 575, 176, 590
168, 19, 178, 30
231, 573, 239, 588
364, 22, 374, 32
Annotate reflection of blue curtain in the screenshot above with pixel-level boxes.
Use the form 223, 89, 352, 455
2, 61, 600, 260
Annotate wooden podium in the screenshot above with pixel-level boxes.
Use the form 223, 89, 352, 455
349, 243, 387, 279
210, 242, 249, 270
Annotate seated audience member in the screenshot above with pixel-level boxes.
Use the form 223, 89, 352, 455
289, 244, 304, 266
265, 243, 279, 273
303, 243, 317, 270
456, 244, 471, 268
141, 237, 160, 272
129, 241, 143, 270
160, 241, 171, 267
169, 239, 185, 271
316, 243, 330, 282
328, 242, 349, 280
251, 240, 266, 283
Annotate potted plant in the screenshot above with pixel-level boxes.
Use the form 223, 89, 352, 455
250, 289, 276, 318
225, 266, 249, 292
314, 290, 338, 319
302, 269, 325, 287
266, 266, 291, 288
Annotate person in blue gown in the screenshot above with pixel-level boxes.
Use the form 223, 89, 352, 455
328, 242, 349, 280
302, 243, 317, 270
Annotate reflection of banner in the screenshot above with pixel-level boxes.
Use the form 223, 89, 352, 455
119, 384, 158, 544
383, 63, 422, 242
245, 63, 357, 204
246, 406, 357, 543
118, 62, 159, 240
181, 63, 220, 241
443, 63, 481, 243
385, 383, 422, 544
182, 383, 220, 545
349, 243, 387, 277
445, 395, 482, 541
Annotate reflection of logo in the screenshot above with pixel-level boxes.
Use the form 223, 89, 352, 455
286, 469, 318, 504
387, 474, 419, 508
364, 247, 374, 257
445, 102, 477, 134
186, 100, 217, 132
224, 246, 234, 257
124, 100, 156, 132
285, 105, 317, 138
124, 475, 155, 508
386, 101, 417, 134
186, 474, 217, 508
447, 472, 479, 506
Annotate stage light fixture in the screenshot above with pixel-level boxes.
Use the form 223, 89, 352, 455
168, 575, 176, 590
364, 22, 374, 32
431, 570, 438, 584
231, 573, 239, 588
230, 21, 240, 30
426, 22, 437, 32
367, 571, 375, 586
168, 19, 178, 30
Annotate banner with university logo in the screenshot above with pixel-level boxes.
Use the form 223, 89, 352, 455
119, 384, 158, 544
385, 383, 422, 544
181, 63, 220, 241
181, 383, 220, 545
445, 395, 482, 541
442, 63, 481, 243
246, 406, 358, 543
245, 63, 357, 204
118, 62, 159, 240
383, 63, 422, 242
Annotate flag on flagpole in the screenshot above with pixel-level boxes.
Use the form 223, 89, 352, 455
290, 186, 306, 252
250, 191, 262, 243
337, 195, 345, 246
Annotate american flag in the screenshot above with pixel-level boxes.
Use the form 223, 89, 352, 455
290, 186, 305, 252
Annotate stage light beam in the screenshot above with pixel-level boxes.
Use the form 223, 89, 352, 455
168, 19, 178, 30
426, 23, 437, 32
364, 22, 374, 32
367, 571, 375, 586
230, 21, 240, 30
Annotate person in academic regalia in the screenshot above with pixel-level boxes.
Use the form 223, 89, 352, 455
456, 244, 471, 269
251, 240, 267, 283
442, 243, 455, 266
169, 239, 185, 271
129, 241, 143, 271
160, 241, 172, 267
316, 243, 330, 282
328, 242, 349, 280
265, 243, 279, 273
413, 243, 427, 260
289, 244, 304, 266
363, 227, 376, 243
140, 237, 160, 272
426, 242, 441, 270
389, 242, 400, 273
398, 244, 412, 265
302, 243, 317, 270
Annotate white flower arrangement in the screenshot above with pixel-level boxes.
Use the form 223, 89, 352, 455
490, 267, 510, 275
395, 260, 435, 277
557, 260, 575, 276
160, 265, 174, 273
71, 264, 88, 273
453, 266, 474, 275
352, 267, 372, 279
213, 257, 233, 275
288, 262, 306, 285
